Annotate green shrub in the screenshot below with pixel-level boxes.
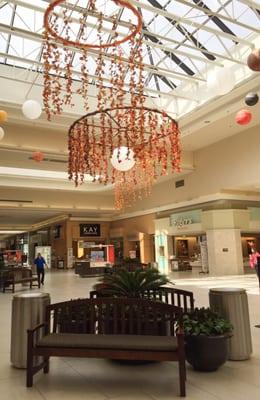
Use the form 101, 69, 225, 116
183, 307, 233, 336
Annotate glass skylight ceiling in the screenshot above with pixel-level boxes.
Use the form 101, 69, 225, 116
0, 0, 259, 108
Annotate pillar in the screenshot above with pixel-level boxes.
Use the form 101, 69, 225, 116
155, 232, 170, 275
202, 209, 249, 276
206, 229, 243, 275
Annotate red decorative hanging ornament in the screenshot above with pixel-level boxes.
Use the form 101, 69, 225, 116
32, 151, 44, 162
235, 109, 252, 125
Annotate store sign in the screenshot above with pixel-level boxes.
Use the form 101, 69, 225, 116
80, 224, 101, 237
170, 210, 201, 228
172, 217, 193, 229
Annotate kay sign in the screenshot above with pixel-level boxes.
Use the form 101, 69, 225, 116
80, 224, 101, 237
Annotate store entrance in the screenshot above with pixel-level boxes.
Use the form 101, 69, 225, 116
171, 235, 204, 272
241, 234, 260, 274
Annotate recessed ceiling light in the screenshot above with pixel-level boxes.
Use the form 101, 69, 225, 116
204, 120, 210, 124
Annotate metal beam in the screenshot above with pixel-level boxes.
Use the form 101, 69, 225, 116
192, 0, 236, 37
176, 0, 259, 33
0, 52, 197, 101
130, 0, 253, 47
0, 23, 205, 83
6, 0, 248, 65
143, 27, 195, 76
145, 0, 216, 61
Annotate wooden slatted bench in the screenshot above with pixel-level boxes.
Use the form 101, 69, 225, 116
27, 297, 186, 397
90, 286, 195, 313
2, 267, 39, 293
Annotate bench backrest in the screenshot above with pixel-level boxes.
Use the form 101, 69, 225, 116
46, 298, 183, 336
141, 287, 194, 313
3, 267, 32, 282
90, 287, 194, 313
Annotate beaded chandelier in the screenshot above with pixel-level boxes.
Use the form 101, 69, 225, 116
68, 106, 181, 209
43, 1, 181, 209
43, 0, 143, 119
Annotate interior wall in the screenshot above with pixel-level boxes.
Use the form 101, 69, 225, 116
49, 221, 67, 267
127, 124, 260, 212
0, 186, 114, 209
111, 214, 155, 234
110, 214, 155, 260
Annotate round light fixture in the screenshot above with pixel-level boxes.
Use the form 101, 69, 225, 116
22, 100, 42, 120
110, 147, 135, 172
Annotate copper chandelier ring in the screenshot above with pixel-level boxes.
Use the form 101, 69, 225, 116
68, 106, 178, 151
44, 0, 143, 50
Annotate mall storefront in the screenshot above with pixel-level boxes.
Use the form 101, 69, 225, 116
155, 206, 260, 276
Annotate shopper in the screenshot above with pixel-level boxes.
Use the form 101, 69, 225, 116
34, 253, 47, 286
249, 249, 260, 289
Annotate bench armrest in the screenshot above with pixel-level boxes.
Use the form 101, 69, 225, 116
27, 322, 47, 334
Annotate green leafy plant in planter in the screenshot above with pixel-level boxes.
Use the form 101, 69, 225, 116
184, 307, 232, 372
94, 267, 170, 298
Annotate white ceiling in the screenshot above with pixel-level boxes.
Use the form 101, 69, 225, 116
0, 0, 259, 232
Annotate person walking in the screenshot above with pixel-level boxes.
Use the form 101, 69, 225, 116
34, 253, 47, 286
249, 249, 260, 289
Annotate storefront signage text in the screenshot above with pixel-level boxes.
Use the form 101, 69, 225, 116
80, 224, 101, 237
172, 217, 193, 229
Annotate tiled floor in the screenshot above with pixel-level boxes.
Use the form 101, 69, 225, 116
1, 269, 260, 400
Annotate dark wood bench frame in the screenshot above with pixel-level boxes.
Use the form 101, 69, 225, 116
27, 297, 186, 396
2, 268, 39, 293
90, 286, 195, 314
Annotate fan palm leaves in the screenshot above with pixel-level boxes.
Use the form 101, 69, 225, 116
95, 268, 169, 298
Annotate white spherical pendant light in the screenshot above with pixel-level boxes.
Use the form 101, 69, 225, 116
22, 100, 42, 120
111, 146, 135, 172
0, 127, 5, 141
207, 68, 235, 96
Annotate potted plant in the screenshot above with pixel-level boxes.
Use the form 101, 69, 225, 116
184, 307, 232, 372
94, 267, 170, 298
93, 268, 171, 336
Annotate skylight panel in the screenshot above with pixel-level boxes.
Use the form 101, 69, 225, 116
0, 3, 13, 25
166, 0, 193, 17
13, 6, 44, 33
8, 36, 41, 61
0, 33, 8, 53
19, 0, 47, 7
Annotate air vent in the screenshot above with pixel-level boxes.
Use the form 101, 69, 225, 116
0, 199, 33, 203
28, 157, 67, 164
175, 179, 184, 188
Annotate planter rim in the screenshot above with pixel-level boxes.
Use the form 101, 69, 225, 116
185, 333, 232, 339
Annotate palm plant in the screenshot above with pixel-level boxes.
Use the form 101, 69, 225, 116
94, 268, 170, 298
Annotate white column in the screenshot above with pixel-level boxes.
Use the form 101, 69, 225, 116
155, 233, 169, 275
206, 229, 243, 276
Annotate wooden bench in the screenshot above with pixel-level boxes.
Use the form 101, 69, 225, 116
27, 297, 186, 396
90, 286, 195, 314
2, 267, 39, 293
